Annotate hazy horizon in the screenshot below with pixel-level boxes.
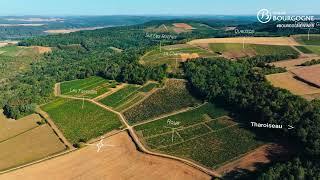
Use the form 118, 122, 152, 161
1, 0, 319, 16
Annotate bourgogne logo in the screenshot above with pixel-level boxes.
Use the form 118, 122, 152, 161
257, 9, 272, 24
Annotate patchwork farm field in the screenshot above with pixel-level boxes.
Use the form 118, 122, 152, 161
124, 79, 201, 124
0, 124, 66, 171
208, 43, 298, 59
0, 132, 210, 180
42, 98, 122, 144
60, 76, 120, 99
134, 103, 262, 169
99, 82, 159, 112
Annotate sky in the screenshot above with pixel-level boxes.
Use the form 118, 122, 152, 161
1, 0, 319, 16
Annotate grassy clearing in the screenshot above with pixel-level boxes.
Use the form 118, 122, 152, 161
0, 46, 35, 57
209, 43, 298, 59
305, 46, 320, 55
134, 103, 261, 169
42, 98, 122, 144
140, 44, 215, 71
60, 76, 119, 99
295, 46, 314, 54
0, 46, 42, 86
0, 124, 66, 171
0, 111, 42, 142
99, 82, 160, 112
293, 35, 320, 46
124, 79, 201, 124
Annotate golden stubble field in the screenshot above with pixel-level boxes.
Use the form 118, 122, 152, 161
0, 132, 210, 180
187, 37, 299, 46
0, 125, 66, 171
266, 72, 320, 96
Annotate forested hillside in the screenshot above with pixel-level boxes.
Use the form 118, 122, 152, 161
2, 25, 172, 119
184, 58, 320, 179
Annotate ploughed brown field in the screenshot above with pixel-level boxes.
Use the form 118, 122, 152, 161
0, 132, 210, 180
266, 72, 320, 96
173, 23, 194, 30
216, 144, 289, 176
291, 65, 320, 88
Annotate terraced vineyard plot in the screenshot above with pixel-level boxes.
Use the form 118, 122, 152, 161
60, 76, 118, 99
134, 103, 261, 169
42, 98, 122, 144
158, 126, 262, 169
134, 103, 228, 137
138, 82, 159, 92
0, 125, 66, 171
124, 79, 201, 124
99, 84, 141, 108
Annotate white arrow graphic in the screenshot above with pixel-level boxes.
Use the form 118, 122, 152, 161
288, 125, 294, 130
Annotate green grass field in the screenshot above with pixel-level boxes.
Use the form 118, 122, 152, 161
138, 82, 159, 92
60, 76, 118, 99
140, 44, 215, 71
42, 98, 122, 144
209, 43, 298, 58
0, 46, 35, 57
99, 84, 141, 108
124, 79, 201, 124
305, 46, 320, 55
294, 35, 320, 46
134, 103, 262, 169
295, 46, 314, 54
99, 82, 160, 112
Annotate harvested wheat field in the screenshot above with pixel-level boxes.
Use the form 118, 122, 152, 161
271, 57, 320, 70
216, 144, 288, 176
173, 23, 194, 30
0, 125, 66, 171
266, 72, 320, 95
188, 37, 299, 46
31, 46, 52, 54
291, 65, 320, 88
0, 132, 210, 180
0, 110, 41, 142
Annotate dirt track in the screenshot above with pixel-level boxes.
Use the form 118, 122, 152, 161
0, 132, 210, 180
